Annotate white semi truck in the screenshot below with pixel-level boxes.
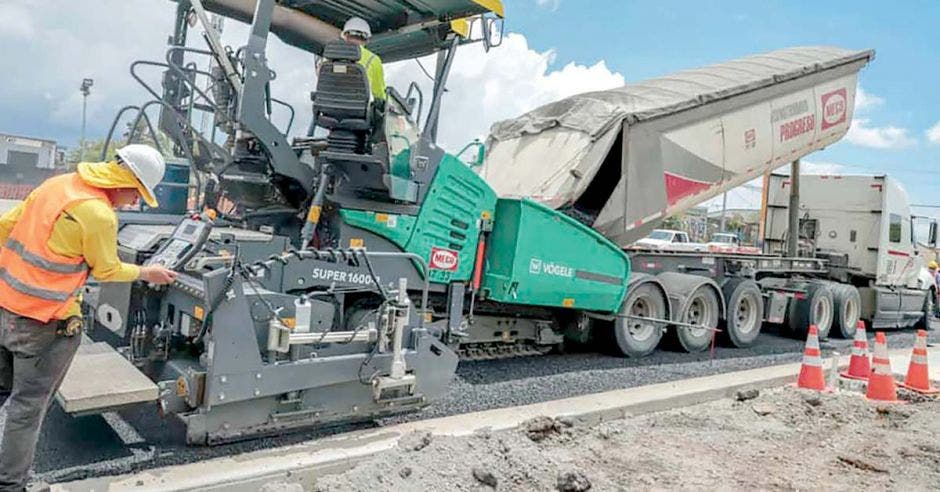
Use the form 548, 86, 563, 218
764, 173, 937, 332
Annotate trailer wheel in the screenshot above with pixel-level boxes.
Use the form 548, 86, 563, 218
830, 284, 860, 339
614, 282, 667, 357
675, 285, 721, 352
720, 279, 764, 348
788, 283, 834, 339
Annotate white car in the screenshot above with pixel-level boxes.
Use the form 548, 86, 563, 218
632, 229, 706, 252
706, 233, 761, 254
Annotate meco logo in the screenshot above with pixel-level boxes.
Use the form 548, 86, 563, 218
430, 247, 459, 271
821, 88, 847, 130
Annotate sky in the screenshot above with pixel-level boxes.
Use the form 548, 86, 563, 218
1, 0, 938, 216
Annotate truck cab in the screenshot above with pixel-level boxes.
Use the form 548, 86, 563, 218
765, 173, 938, 329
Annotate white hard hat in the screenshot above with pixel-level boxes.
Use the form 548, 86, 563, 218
116, 144, 165, 207
342, 16, 372, 39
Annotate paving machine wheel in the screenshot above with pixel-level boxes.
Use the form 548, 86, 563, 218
613, 281, 667, 357
830, 283, 860, 339
720, 278, 764, 348
674, 285, 721, 352
788, 282, 834, 339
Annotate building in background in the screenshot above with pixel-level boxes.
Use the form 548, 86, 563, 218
0, 132, 65, 199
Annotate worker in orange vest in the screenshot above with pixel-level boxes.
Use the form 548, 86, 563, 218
0, 144, 177, 491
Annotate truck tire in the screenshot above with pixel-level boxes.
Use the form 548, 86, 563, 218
613, 282, 667, 357
788, 283, 834, 339
674, 285, 721, 352
830, 283, 860, 339
720, 279, 764, 348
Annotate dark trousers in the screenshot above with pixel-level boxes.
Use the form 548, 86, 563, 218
0, 308, 80, 491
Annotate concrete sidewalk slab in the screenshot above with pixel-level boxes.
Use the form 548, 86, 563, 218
52, 347, 936, 492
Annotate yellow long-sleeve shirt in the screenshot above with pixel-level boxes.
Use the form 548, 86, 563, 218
359, 46, 386, 101
0, 188, 140, 319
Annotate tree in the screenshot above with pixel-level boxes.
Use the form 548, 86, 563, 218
67, 117, 174, 166
662, 214, 685, 230
67, 139, 121, 166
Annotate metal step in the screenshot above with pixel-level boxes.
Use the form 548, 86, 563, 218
55, 341, 159, 416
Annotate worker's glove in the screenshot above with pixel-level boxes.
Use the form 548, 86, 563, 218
57, 316, 83, 337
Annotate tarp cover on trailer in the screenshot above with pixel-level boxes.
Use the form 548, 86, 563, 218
482, 47, 875, 214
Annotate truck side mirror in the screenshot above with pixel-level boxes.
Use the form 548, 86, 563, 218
930, 221, 938, 247
482, 17, 504, 51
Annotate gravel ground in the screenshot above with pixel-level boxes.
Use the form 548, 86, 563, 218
311, 387, 940, 491
13, 323, 940, 485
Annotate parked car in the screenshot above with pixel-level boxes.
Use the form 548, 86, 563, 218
706, 233, 761, 254
633, 229, 706, 252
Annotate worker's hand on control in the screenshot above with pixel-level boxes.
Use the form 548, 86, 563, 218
139, 265, 178, 285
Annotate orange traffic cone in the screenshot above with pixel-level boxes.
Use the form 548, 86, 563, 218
841, 321, 871, 381
866, 332, 900, 402
901, 330, 939, 394
796, 325, 827, 391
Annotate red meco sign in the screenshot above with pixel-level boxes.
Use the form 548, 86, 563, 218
429, 247, 459, 271
821, 88, 847, 130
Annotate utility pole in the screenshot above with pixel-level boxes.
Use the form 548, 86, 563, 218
719, 191, 728, 233
757, 169, 771, 251
787, 159, 801, 257
79, 78, 94, 162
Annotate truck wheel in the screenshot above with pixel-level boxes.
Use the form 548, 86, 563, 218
720, 279, 764, 348
614, 283, 667, 357
830, 284, 860, 339
674, 285, 721, 352
788, 283, 834, 339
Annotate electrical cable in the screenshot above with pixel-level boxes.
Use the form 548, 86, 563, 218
415, 59, 435, 82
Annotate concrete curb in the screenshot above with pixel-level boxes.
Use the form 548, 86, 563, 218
53, 348, 929, 491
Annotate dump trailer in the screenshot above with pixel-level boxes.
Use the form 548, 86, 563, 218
764, 173, 938, 330
477, 46, 880, 354
482, 46, 873, 247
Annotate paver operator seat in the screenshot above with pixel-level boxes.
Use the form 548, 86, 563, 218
313, 40, 392, 198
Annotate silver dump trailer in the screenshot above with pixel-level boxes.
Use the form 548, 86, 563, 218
479, 47, 907, 356
482, 46, 875, 247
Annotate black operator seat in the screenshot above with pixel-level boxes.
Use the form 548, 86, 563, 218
312, 40, 391, 195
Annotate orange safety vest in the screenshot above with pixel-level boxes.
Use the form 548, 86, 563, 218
0, 173, 110, 323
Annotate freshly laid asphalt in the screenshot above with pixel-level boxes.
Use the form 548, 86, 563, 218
19, 322, 940, 484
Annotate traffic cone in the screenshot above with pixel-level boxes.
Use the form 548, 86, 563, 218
840, 321, 871, 381
866, 332, 900, 402
796, 325, 827, 391
901, 330, 939, 394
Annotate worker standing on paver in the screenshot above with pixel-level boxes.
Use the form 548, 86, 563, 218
341, 16, 386, 102
0, 144, 177, 491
